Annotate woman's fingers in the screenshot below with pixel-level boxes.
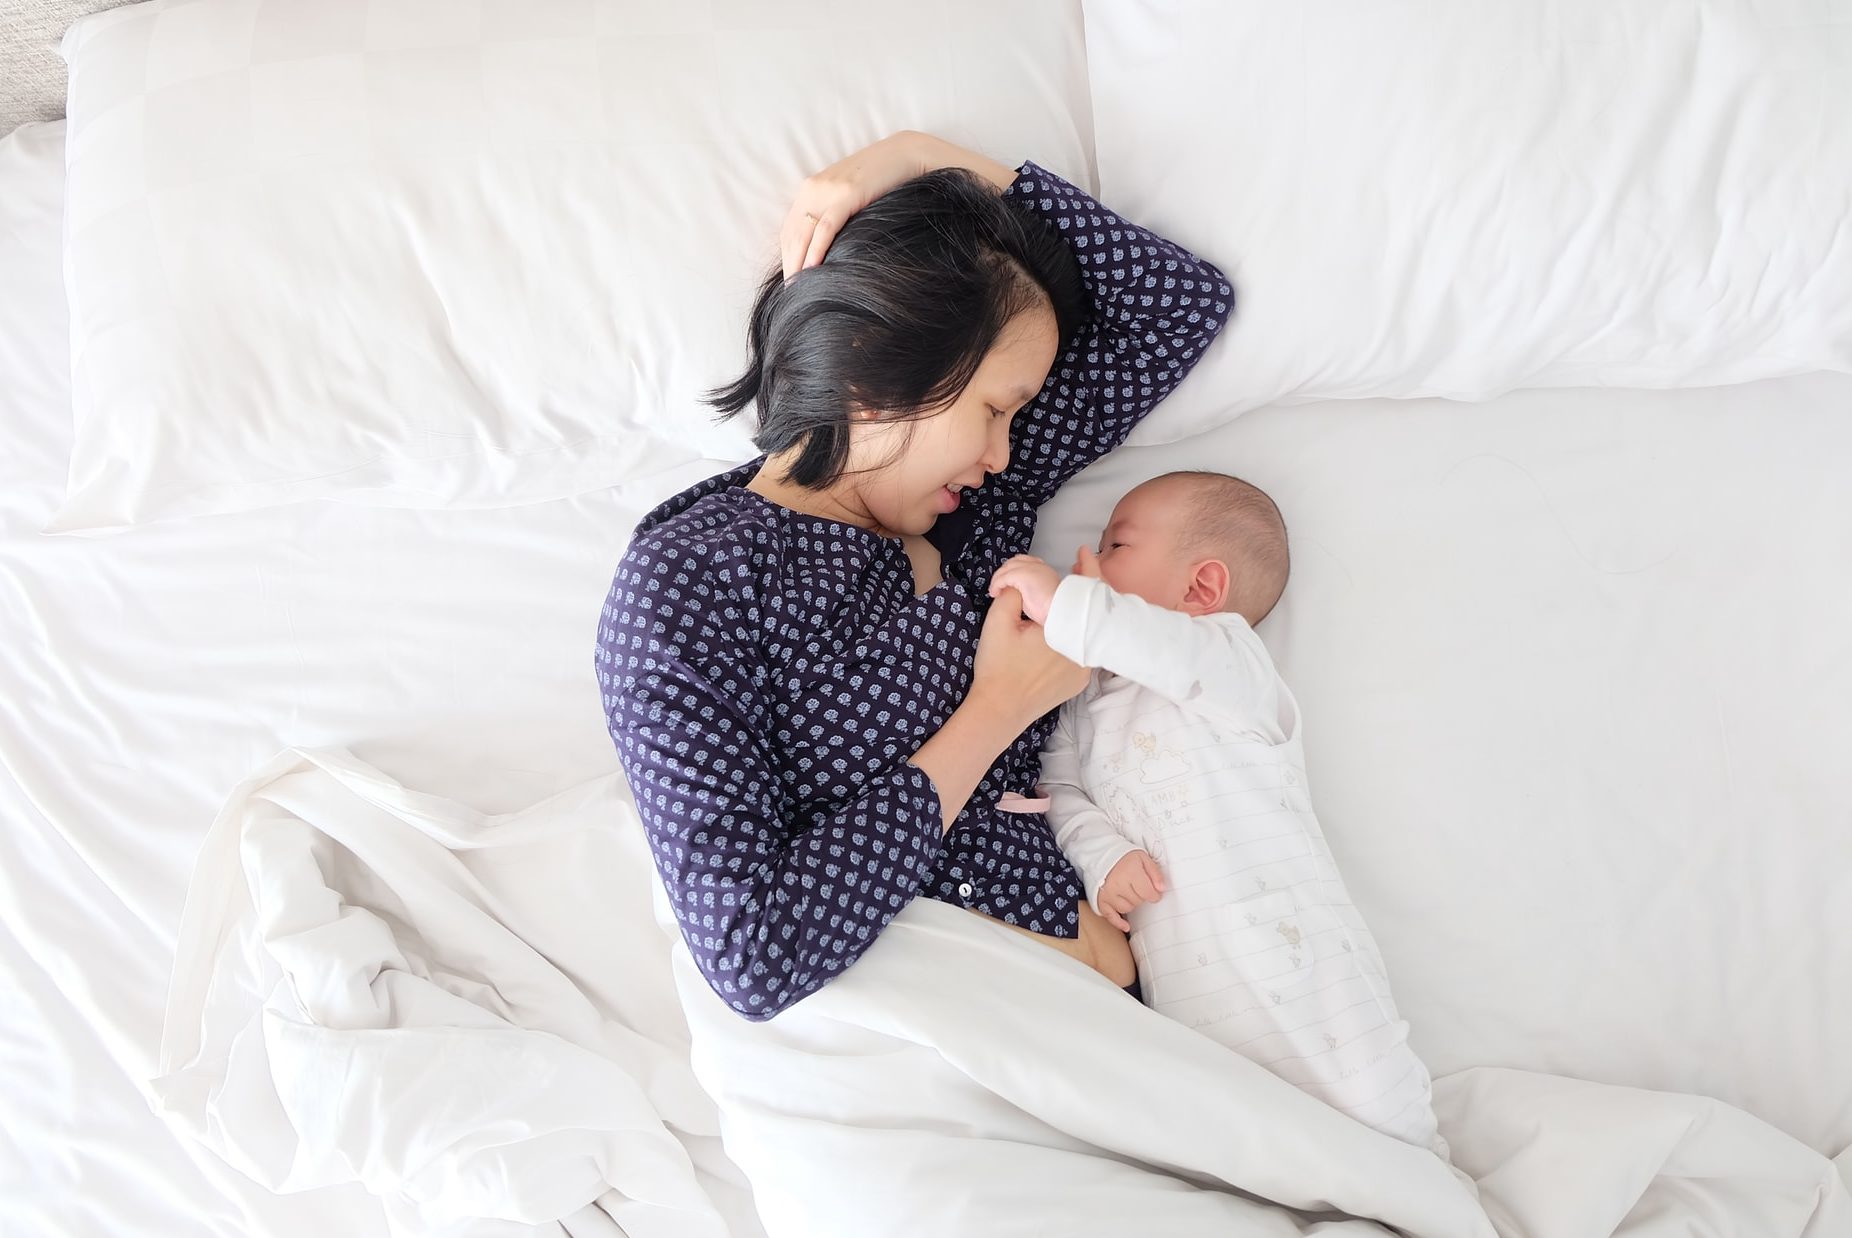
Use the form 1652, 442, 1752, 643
779, 205, 813, 280
782, 177, 863, 277
800, 210, 839, 272
781, 193, 842, 278
983, 586, 1031, 632
782, 218, 825, 280
780, 134, 935, 278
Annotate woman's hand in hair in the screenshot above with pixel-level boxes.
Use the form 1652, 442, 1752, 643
970, 587, 1091, 727
781, 131, 1018, 279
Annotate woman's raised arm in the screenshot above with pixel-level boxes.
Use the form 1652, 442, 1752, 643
992, 161, 1235, 508
779, 131, 1234, 510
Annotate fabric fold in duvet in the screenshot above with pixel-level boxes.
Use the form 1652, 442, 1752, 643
157, 747, 1851, 1237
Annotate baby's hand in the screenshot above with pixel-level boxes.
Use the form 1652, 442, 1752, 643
1096, 850, 1166, 932
987, 554, 1062, 624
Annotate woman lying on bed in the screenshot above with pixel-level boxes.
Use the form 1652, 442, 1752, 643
595, 129, 1232, 1021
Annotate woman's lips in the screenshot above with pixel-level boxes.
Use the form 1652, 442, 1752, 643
939, 483, 960, 513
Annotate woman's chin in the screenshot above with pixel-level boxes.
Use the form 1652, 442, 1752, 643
882, 506, 934, 537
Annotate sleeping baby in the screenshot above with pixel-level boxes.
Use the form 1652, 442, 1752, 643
988, 470, 1448, 1156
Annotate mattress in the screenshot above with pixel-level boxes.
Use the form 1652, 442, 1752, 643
3, 113, 1848, 1237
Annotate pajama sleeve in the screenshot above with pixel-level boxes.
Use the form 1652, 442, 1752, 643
598, 538, 946, 1022
993, 160, 1234, 510
1041, 575, 1289, 740
1039, 703, 1141, 914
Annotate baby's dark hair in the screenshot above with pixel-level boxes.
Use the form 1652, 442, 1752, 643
705, 168, 1088, 489
1154, 471, 1290, 624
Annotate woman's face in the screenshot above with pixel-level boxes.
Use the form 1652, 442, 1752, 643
845, 305, 1060, 538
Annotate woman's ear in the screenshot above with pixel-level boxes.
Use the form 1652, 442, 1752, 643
1181, 559, 1231, 616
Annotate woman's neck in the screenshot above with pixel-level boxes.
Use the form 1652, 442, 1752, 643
745, 456, 895, 537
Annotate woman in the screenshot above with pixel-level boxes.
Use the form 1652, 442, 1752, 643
596, 130, 1231, 1021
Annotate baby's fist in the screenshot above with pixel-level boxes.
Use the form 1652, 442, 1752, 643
1095, 849, 1167, 932
987, 554, 1061, 624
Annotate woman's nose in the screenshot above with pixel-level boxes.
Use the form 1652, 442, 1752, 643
980, 421, 1012, 476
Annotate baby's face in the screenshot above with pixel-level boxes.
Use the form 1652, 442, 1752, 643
1078, 483, 1194, 610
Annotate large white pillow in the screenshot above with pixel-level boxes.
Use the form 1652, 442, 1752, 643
51, 0, 1094, 533
1081, 0, 1852, 442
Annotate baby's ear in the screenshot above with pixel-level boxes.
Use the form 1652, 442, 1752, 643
1183, 559, 1231, 615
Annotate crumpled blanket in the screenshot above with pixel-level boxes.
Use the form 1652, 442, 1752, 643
157, 747, 1851, 1237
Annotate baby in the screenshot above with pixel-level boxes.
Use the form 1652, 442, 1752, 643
990, 470, 1447, 1156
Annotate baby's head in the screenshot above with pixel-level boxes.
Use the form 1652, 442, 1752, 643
1081, 471, 1289, 624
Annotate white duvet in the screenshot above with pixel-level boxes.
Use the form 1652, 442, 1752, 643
157, 748, 1852, 1237
9, 6, 1852, 1232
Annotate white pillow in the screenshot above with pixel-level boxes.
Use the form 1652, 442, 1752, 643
51, 0, 1094, 533
1080, 0, 1852, 442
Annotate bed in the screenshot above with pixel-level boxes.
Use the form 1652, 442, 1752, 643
2, 2, 1848, 1236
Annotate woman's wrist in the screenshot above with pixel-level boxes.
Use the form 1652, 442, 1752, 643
909, 687, 1034, 832
960, 682, 1037, 735
899, 130, 1018, 194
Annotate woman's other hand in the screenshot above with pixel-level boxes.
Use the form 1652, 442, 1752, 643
781, 131, 1018, 278
987, 554, 1062, 624
971, 587, 1090, 725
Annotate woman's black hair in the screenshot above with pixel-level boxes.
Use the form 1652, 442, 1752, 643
705, 167, 1089, 489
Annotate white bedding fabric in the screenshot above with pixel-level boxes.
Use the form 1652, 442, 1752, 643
1088, 0, 1852, 439
158, 745, 1850, 1237
155, 747, 762, 1238
6, 114, 1852, 1236
49, 0, 1094, 532
1, 119, 732, 1238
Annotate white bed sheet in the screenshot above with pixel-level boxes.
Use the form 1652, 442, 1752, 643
1038, 380, 1852, 1158
0, 120, 732, 1238
3, 114, 1849, 1236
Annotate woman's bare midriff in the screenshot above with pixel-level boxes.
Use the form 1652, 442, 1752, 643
972, 899, 1136, 987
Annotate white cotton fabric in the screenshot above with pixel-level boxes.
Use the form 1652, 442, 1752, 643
1081, 0, 1852, 441
1041, 575, 1443, 1152
156, 744, 1852, 1238
677, 891, 1850, 1238
8, 114, 1852, 1237
155, 746, 764, 1238
49, 0, 1095, 532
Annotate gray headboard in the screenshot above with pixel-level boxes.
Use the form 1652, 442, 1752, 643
2, 0, 140, 138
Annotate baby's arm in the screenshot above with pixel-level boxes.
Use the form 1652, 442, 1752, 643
1042, 575, 1274, 721
1040, 705, 1141, 913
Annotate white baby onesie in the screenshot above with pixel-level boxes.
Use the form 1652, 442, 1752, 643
1040, 574, 1445, 1155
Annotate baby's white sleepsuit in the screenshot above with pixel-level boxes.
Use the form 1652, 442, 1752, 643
1041, 575, 1445, 1154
